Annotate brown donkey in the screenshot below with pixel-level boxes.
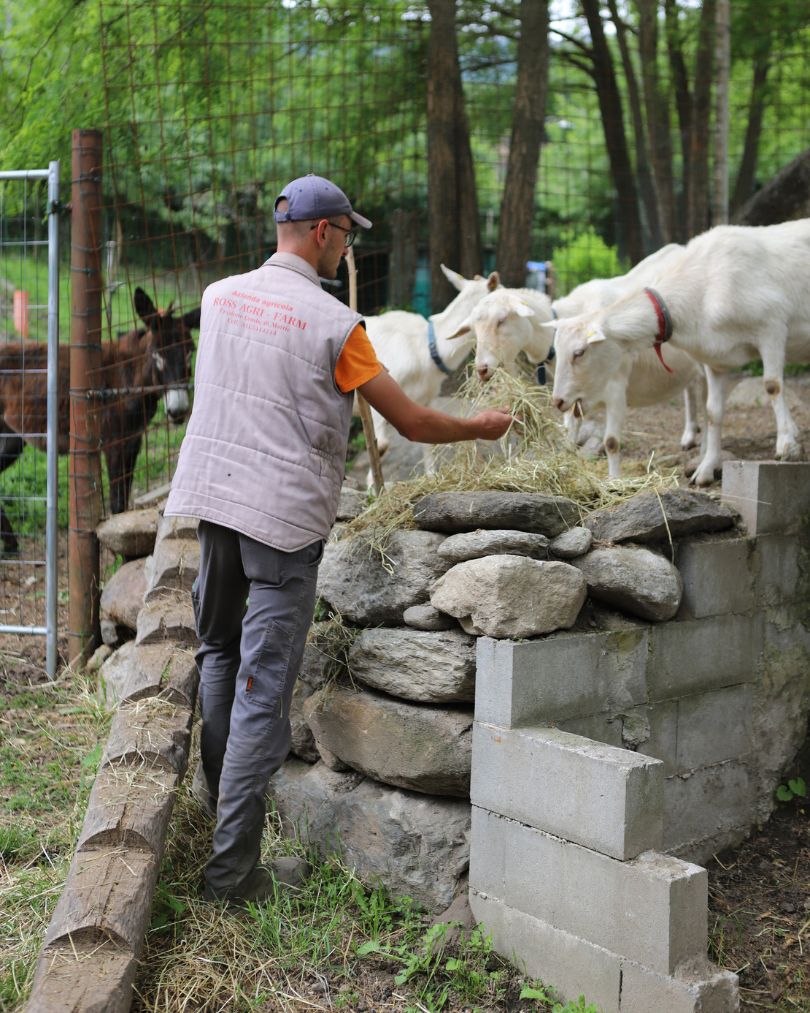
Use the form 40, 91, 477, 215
0, 288, 200, 553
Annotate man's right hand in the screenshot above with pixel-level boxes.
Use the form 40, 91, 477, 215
469, 409, 516, 441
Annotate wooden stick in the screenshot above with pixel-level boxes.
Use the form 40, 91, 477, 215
345, 246, 385, 494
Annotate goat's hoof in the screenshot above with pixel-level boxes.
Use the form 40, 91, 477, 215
776, 441, 803, 462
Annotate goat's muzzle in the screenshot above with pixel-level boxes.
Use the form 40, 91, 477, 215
477, 366, 492, 382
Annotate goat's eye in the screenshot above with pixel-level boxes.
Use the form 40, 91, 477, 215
572, 347, 586, 360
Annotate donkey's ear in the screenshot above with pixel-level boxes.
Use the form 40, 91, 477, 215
134, 288, 158, 324
183, 306, 201, 330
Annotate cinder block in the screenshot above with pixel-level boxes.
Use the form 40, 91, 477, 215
752, 533, 807, 606
663, 761, 755, 857
632, 701, 679, 775
620, 957, 739, 1013
476, 629, 648, 728
647, 615, 763, 701
722, 460, 810, 535
470, 808, 708, 975
676, 686, 752, 771
472, 724, 663, 859
676, 536, 756, 619
558, 712, 623, 748
469, 889, 622, 1013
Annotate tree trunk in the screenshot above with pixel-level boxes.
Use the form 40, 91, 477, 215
495, 0, 550, 287
712, 0, 731, 224
665, 0, 692, 241
426, 0, 482, 310
636, 0, 676, 242
730, 58, 770, 214
608, 0, 663, 252
581, 0, 644, 263
687, 0, 716, 238
735, 147, 810, 226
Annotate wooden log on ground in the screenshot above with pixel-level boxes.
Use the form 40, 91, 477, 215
100, 640, 198, 709
77, 763, 179, 853
28, 937, 137, 1013
102, 698, 192, 775
43, 847, 159, 952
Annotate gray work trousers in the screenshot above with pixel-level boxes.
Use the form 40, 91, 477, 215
191, 519, 323, 892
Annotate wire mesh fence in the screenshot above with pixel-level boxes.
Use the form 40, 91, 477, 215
5, 0, 810, 535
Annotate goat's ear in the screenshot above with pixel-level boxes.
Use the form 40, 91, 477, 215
515, 301, 535, 318
447, 322, 472, 340
183, 307, 202, 330
586, 325, 607, 345
440, 264, 468, 291
538, 318, 559, 331
486, 271, 500, 292
134, 288, 158, 324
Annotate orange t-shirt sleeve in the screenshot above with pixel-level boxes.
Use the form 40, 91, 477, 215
335, 323, 383, 394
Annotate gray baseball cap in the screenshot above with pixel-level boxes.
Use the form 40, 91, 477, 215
274, 174, 372, 229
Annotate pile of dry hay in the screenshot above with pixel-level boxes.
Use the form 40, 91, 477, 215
345, 368, 678, 549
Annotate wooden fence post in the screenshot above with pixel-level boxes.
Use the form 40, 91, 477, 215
68, 129, 103, 664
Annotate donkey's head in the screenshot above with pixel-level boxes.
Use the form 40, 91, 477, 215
134, 288, 201, 423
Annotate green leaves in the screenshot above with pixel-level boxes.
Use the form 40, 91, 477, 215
776, 777, 807, 803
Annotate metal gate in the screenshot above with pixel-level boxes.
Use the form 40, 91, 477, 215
0, 162, 60, 678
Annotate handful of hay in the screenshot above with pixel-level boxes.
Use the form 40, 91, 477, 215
344, 368, 678, 547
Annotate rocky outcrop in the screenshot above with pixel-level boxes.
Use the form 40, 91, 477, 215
413, 491, 581, 537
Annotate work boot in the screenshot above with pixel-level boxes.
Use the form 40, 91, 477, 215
202, 857, 312, 909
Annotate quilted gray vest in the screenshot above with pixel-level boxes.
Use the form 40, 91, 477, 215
165, 252, 361, 550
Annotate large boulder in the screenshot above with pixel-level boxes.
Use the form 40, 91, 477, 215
100, 558, 147, 646
100, 640, 198, 709
135, 592, 197, 646
303, 684, 473, 797
413, 491, 580, 538
572, 544, 683, 621
584, 489, 736, 545
289, 623, 351, 764
348, 628, 476, 703
430, 555, 587, 639
316, 530, 451, 625
268, 759, 471, 913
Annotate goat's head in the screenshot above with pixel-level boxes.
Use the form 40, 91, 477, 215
134, 288, 201, 423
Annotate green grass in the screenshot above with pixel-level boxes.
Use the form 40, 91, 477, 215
131, 788, 603, 1013
0, 668, 110, 1011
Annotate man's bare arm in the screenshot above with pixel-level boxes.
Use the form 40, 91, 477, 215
358, 370, 514, 444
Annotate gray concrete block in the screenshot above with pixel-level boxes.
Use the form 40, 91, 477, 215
632, 701, 678, 776
722, 460, 810, 535
675, 537, 756, 619
469, 889, 622, 1013
752, 533, 806, 606
676, 686, 752, 771
663, 761, 755, 857
470, 808, 707, 975
557, 712, 623, 748
647, 615, 763, 701
471, 724, 663, 859
620, 957, 739, 1013
476, 629, 648, 728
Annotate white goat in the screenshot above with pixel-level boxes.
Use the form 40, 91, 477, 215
362, 264, 499, 477
548, 245, 705, 477
550, 220, 810, 485
448, 287, 556, 382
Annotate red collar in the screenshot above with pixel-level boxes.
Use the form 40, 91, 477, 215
643, 287, 674, 373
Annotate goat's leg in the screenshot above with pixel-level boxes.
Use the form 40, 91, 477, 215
602, 395, 626, 479
691, 366, 727, 486
760, 343, 802, 461
680, 382, 701, 450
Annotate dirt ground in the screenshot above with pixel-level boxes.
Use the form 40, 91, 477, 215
1, 374, 809, 1011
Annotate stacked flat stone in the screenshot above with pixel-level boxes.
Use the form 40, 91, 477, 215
272, 488, 737, 914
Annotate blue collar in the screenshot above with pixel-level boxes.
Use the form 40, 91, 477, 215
427, 318, 452, 375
